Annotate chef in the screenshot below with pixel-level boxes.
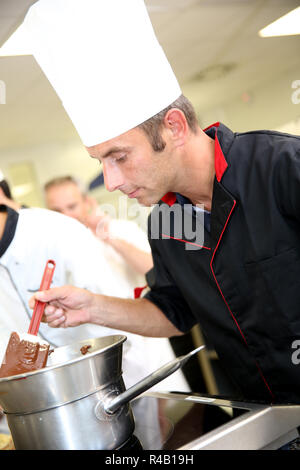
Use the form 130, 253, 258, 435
25, 0, 300, 404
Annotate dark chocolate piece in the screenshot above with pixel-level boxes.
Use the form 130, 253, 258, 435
80, 345, 91, 355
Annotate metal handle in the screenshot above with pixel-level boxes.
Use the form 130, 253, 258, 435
104, 344, 205, 415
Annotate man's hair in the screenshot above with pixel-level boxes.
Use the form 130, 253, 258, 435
0, 179, 12, 199
138, 94, 199, 152
44, 176, 87, 195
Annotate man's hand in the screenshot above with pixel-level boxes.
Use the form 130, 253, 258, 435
29, 285, 97, 328
29, 285, 182, 337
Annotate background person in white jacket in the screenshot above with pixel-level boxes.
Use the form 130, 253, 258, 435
44, 175, 153, 280
0, 194, 189, 448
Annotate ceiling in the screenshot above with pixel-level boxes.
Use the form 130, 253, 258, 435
0, 0, 299, 151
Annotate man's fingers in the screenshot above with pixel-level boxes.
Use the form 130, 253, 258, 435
43, 304, 56, 315
28, 285, 91, 329
42, 307, 65, 324
44, 306, 64, 319
34, 287, 66, 303
47, 315, 66, 328
29, 286, 70, 309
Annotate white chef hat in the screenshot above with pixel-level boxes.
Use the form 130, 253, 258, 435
22, 0, 182, 147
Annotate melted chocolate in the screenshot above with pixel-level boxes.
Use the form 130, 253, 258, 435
80, 345, 91, 355
0, 332, 49, 378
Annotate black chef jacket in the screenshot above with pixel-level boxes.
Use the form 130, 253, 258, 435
144, 122, 300, 404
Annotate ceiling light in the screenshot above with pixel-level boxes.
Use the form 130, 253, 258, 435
259, 7, 300, 37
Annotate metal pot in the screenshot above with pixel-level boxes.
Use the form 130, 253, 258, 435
0, 335, 203, 450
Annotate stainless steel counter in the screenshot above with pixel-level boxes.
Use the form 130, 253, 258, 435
139, 391, 300, 450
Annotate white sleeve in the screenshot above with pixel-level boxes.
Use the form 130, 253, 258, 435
108, 219, 151, 253
55, 219, 134, 298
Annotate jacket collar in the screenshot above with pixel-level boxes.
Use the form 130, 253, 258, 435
161, 122, 233, 206
204, 122, 228, 183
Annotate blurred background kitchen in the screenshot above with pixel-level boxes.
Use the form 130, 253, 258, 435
0, 0, 299, 396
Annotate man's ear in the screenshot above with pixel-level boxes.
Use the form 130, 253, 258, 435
163, 108, 188, 147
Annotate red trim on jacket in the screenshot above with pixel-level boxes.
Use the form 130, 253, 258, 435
134, 285, 147, 299
162, 234, 211, 250
161, 192, 177, 206
214, 133, 228, 183
161, 122, 228, 205
209, 199, 275, 401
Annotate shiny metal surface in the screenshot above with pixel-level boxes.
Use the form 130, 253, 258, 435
105, 345, 205, 414
144, 391, 300, 450
0, 337, 204, 449
0, 335, 135, 449
7, 383, 134, 450
0, 335, 126, 413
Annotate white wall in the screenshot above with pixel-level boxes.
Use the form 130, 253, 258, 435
0, 138, 151, 230
0, 139, 100, 207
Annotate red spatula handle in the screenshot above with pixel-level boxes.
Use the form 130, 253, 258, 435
28, 260, 56, 336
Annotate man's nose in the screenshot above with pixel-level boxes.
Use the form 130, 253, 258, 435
103, 161, 124, 192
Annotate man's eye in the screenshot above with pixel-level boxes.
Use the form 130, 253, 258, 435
116, 155, 127, 162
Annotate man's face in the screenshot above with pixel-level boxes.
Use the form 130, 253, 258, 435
45, 182, 88, 224
87, 127, 176, 207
